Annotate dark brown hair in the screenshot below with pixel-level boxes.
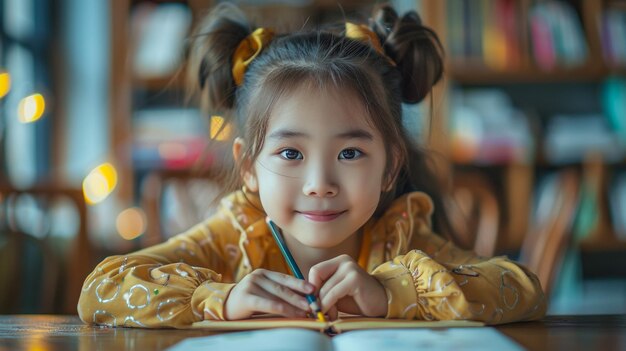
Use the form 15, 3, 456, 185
187, 3, 453, 236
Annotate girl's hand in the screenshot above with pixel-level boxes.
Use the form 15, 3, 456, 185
308, 255, 388, 319
224, 269, 314, 320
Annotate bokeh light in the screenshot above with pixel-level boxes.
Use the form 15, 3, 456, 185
82, 163, 118, 205
210, 115, 232, 141
18, 93, 46, 123
0, 72, 11, 98
116, 207, 147, 240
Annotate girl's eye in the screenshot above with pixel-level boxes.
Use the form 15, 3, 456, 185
339, 148, 362, 160
279, 149, 303, 160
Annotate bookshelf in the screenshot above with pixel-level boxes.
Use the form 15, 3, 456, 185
429, 0, 626, 256
440, 0, 626, 82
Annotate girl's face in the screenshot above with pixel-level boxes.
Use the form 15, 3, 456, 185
248, 84, 389, 249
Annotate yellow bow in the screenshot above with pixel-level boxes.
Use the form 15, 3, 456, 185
232, 28, 275, 86
345, 22, 395, 65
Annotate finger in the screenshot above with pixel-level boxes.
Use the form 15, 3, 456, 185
318, 260, 359, 299
252, 274, 311, 312
318, 269, 346, 301
308, 255, 351, 291
320, 276, 356, 313
327, 305, 338, 321
263, 270, 315, 295
247, 285, 308, 318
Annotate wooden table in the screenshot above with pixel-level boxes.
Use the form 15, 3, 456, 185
0, 314, 624, 350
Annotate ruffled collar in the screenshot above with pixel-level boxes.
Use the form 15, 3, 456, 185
222, 187, 434, 274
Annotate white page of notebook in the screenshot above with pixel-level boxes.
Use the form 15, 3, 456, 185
167, 328, 330, 351
332, 328, 524, 351
167, 327, 523, 351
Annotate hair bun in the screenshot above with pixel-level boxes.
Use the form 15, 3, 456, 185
372, 5, 444, 104
186, 3, 251, 112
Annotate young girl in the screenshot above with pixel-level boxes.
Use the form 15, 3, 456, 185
78, 3, 546, 328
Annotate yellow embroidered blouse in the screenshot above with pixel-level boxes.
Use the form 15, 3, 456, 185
77, 189, 547, 328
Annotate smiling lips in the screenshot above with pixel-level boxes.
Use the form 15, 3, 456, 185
297, 210, 346, 222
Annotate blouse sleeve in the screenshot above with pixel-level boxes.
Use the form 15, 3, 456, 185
77, 210, 242, 328
371, 193, 547, 325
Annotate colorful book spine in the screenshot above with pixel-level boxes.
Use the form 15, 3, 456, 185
529, 9, 556, 70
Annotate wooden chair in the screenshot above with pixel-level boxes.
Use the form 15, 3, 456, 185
0, 185, 91, 314
519, 170, 581, 295
446, 172, 500, 257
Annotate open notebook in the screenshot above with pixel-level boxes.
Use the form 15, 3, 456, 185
191, 314, 483, 334
168, 327, 524, 351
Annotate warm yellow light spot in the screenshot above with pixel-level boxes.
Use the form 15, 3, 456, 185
20, 330, 48, 351
210, 115, 232, 141
24, 336, 47, 351
0, 72, 11, 98
483, 30, 508, 71
158, 142, 187, 159
116, 207, 147, 240
18, 93, 46, 123
82, 163, 118, 205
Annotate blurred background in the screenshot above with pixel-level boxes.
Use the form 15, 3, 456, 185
0, 0, 625, 316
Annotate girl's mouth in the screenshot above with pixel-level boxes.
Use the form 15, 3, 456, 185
297, 210, 346, 222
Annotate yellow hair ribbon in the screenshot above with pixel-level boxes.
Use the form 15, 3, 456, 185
345, 22, 395, 66
232, 27, 275, 86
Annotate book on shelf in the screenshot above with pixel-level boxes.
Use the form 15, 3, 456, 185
467, 0, 483, 61
543, 114, 625, 165
167, 327, 525, 351
449, 89, 533, 164
601, 8, 626, 67
446, 0, 464, 58
528, 1, 588, 70
499, 0, 521, 69
446, 0, 601, 71
529, 7, 556, 71
447, 0, 523, 70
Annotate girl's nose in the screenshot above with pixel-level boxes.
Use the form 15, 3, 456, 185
302, 167, 338, 198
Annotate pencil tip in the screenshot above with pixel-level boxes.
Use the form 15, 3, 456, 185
317, 311, 327, 323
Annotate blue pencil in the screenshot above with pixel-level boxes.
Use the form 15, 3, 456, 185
265, 217, 327, 323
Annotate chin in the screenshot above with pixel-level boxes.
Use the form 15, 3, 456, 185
297, 233, 348, 249
303, 240, 340, 249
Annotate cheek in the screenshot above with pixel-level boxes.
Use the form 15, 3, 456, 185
345, 157, 387, 189
359, 178, 383, 202
341, 167, 384, 204
256, 164, 301, 191
255, 166, 300, 213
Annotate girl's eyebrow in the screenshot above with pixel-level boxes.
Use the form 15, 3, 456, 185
267, 128, 374, 141
336, 129, 374, 141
